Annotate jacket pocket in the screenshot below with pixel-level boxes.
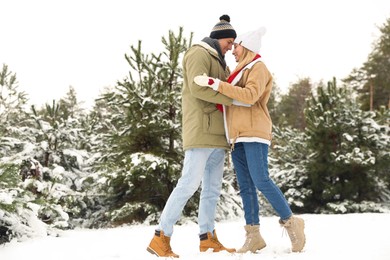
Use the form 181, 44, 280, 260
203, 106, 224, 135
232, 107, 252, 132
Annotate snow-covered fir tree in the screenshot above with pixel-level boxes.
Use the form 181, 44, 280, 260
1, 75, 97, 243
303, 78, 389, 213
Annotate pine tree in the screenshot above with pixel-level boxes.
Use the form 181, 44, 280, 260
0, 64, 28, 137
91, 27, 194, 225
58, 86, 85, 120
0, 65, 98, 242
275, 77, 312, 130
304, 78, 389, 212
344, 17, 390, 110
267, 79, 281, 125
269, 126, 310, 213
1, 83, 99, 239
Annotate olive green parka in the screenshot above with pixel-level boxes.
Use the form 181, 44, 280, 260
181, 41, 233, 150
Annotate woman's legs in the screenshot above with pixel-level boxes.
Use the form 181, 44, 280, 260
233, 142, 305, 252
231, 143, 260, 225
243, 142, 292, 220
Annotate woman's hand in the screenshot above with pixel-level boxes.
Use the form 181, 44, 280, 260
194, 74, 220, 91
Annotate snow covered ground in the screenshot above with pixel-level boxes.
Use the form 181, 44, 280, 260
1, 213, 389, 260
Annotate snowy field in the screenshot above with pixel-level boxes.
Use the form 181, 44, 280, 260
1, 213, 389, 260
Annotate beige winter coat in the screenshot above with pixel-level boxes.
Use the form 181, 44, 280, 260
181, 42, 233, 150
218, 60, 273, 142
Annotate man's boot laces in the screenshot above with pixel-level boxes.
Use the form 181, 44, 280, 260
162, 236, 174, 253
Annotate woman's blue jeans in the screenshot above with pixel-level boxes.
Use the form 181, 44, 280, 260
231, 142, 292, 225
158, 148, 225, 236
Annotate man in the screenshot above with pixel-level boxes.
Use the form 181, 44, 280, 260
147, 15, 237, 258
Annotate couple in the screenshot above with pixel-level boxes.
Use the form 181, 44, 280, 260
147, 15, 305, 258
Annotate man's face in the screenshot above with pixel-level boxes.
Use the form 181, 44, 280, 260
218, 38, 235, 55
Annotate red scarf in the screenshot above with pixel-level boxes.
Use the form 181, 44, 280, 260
216, 54, 261, 112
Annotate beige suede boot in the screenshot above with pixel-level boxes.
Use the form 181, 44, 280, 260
237, 225, 266, 253
280, 216, 306, 252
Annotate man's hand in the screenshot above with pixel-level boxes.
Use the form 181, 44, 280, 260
194, 74, 220, 91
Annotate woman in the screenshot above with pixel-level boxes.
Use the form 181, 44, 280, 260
194, 27, 306, 253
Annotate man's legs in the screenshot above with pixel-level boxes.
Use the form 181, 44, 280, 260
198, 148, 225, 235
158, 148, 213, 236
197, 148, 235, 253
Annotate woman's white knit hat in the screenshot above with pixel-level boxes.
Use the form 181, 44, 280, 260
234, 27, 266, 53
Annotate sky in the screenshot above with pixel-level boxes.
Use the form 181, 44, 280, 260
1, 0, 389, 109
0, 213, 389, 260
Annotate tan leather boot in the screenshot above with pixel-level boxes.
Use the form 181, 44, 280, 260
237, 225, 266, 253
147, 230, 179, 258
280, 216, 306, 252
199, 230, 236, 253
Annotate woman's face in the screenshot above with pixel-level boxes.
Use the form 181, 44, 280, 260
232, 43, 243, 62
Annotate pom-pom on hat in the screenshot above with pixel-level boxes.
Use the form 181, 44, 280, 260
234, 27, 267, 53
210, 15, 237, 39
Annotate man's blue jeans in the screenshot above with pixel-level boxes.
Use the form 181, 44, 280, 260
158, 148, 225, 236
231, 142, 292, 225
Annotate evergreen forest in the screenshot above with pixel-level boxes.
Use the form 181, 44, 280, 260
1, 19, 389, 244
